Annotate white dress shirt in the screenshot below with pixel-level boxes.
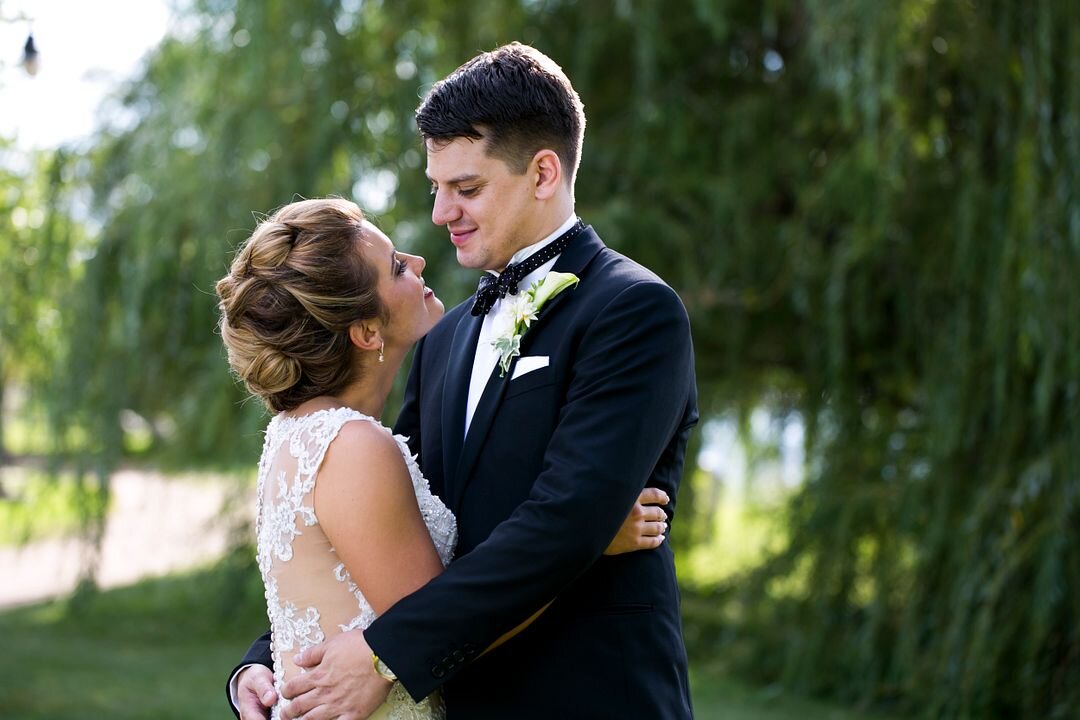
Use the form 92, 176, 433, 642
464, 212, 578, 435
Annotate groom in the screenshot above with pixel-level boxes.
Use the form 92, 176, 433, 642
232, 42, 697, 719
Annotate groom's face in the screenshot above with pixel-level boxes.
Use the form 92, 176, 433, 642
426, 136, 540, 272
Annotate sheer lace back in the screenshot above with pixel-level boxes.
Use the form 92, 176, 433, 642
256, 407, 456, 720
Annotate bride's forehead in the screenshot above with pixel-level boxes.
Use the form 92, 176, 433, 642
360, 221, 393, 248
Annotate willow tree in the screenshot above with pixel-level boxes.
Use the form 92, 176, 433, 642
0, 147, 82, 464
653, 1, 1077, 718
32, 0, 1078, 716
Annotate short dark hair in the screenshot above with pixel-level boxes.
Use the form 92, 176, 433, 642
416, 42, 586, 185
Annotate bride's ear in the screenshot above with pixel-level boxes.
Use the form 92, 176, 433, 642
348, 321, 382, 353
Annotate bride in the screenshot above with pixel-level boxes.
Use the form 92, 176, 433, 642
216, 198, 670, 719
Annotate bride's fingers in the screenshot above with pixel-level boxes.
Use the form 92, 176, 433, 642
639, 533, 666, 549
646, 520, 668, 537
637, 487, 670, 507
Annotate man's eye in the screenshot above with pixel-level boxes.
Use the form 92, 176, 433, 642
459, 187, 478, 197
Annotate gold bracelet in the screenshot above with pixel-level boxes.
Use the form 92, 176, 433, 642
372, 653, 397, 683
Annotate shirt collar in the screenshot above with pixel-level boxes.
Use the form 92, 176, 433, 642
493, 213, 578, 276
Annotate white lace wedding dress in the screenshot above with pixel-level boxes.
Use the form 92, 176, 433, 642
255, 407, 457, 720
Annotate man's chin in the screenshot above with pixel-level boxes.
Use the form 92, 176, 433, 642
455, 249, 484, 270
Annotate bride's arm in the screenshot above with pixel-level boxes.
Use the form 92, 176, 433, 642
275, 421, 443, 720
315, 420, 444, 615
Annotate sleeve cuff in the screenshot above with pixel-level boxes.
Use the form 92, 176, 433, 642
228, 664, 258, 711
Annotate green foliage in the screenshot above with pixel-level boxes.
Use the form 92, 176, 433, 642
0, 468, 109, 545
0, 144, 83, 461
2, 0, 1076, 716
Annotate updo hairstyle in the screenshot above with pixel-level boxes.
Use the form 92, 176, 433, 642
215, 198, 386, 412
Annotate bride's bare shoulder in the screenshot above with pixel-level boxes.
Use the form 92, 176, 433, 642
316, 417, 409, 500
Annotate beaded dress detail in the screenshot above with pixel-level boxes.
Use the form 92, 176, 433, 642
255, 407, 456, 720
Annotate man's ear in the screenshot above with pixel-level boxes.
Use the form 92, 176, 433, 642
349, 321, 382, 353
531, 149, 563, 200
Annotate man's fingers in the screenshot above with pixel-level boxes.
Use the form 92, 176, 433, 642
280, 689, 316, 720
281, 669, 318, 701
638, 487, 669, 506
238, 691, 275, 720
294, 640, 327, 668
238, 698, 270, 720
236, 665, 277, 720
252, 679, 277, 707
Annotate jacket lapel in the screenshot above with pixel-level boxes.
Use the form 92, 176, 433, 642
448, 226, 606, 510
441, 308, 483, 501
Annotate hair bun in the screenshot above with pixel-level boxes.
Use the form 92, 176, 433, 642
216, 198, 385, 412
242, 346, 302, 396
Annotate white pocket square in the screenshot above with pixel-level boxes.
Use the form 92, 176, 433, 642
511, 355, 549, 380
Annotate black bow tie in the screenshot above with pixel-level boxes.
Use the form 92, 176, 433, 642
471, 220, 585, 316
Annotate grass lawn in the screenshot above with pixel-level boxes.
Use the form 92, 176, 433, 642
0, 565, 886, 720
690, 666, 884, 720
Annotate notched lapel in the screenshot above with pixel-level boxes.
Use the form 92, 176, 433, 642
441, 310, 482, 498
452, 361, 513, 510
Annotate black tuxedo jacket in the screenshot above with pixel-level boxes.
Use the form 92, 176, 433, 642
368, 227, 697, 718
232, 227, 697, 719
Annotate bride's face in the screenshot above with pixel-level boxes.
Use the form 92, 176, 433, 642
362, 221, 444, 350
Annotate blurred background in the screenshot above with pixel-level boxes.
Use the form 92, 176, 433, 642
0, 0, 1076, 718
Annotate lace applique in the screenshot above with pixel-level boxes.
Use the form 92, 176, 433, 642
274, 602, 325, 651
255, 407, 455, 720
334, 562, 378, 632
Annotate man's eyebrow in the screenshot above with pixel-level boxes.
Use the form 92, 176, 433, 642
426, 173, 482, 185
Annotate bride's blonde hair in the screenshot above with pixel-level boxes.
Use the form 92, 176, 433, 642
215, 198, 386, 412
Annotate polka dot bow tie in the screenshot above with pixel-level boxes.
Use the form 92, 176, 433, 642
471, 220, 585, 316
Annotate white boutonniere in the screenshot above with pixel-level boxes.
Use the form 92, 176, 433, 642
491, 271, 580, 377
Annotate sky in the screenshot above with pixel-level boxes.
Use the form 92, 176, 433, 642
0, 0, 171, 150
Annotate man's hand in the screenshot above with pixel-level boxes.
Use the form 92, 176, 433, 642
236, 665, 277, 720
281, 628, 394, 720
604, 487, 669, 555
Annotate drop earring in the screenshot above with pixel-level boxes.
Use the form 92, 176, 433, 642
378, 342, 385, 363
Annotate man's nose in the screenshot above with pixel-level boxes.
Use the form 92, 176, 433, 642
431, 188, 458, 227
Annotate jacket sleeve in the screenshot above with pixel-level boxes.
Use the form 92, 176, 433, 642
365, 279, 696, 700
224, 631, 272, 718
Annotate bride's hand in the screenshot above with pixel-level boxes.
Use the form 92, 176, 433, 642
281, 629, 393, 720
236, 664, 277, 720
604, 487, 669, 555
